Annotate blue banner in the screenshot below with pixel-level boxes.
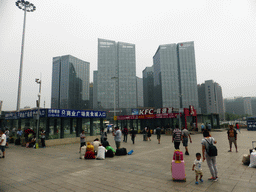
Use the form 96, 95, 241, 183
5, 109, 47, 120
47, 109, 106, 118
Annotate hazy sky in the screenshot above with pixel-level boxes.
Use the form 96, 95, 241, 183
0, 0, 256, 111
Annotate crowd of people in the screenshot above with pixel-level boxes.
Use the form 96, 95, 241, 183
0, 127, 47, 158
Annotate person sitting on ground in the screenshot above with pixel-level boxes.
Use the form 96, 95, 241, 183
92, 138, 101, 155
26, 136, 36, 148
102, 137, 110, 148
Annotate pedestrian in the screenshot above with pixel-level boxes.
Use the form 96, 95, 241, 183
5, 128, 9, 147
201, 129, 218, 181
143, 127, 147, 141
181, 127, 192, 155
40, 128, 46, 148
207, 123, 211, 131
193, 122, 196, 131
101, 128, 107, 143
147, 128, 151, 141
192, 153, 203, 184
80, 130, 86, 153
130, 127, 136, 144
123, 127, 128, 142
235, 123, 240, 133
172, 125, 182, 149
17, 128, 23, 138
113, 127, 122, 149
156, 126, 161, 144
227, 125, 238, 152
201, 123, 205, 133
0, 129, 6, 158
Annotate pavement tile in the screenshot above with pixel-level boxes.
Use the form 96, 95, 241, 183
1, 131, 256, 192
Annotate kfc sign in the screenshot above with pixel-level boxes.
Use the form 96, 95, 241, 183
139, 107, 177, 115
139, 108, 154, 115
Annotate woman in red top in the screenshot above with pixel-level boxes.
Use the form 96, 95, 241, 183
235, 123, 240, 133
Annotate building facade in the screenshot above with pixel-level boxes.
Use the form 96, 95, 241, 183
143, 66, 155, 107
51, 55, 90, 110
198, 80, 225, 120
224, 97, 253, 116
136, 77, 144, 107
93, 71, 98, 109
152, 42, 198, 110
96, 38, 137, 110
177, 42, 199, 110
153, 44, 180, 108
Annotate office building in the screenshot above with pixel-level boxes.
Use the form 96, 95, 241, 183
96, 38, 137, 110
51, 55, 90, 110
93, 71, 98, 109
177, 42, 199, 110
153, 42, 198, 110
143, 66, 154, 107
89, 83, 93, 109
136, 77, 143, 107
198, 80, 225, 119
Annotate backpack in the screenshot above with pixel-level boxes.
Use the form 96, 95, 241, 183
205, 138, 217, 157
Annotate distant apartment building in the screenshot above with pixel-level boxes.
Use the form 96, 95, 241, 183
153, 42, 199, 110
143, 66, 154, 107
51, 55, 90, 110
224, 97, 253, 116
96, 38, 137, 110
251, 97, 256, 116
136, 77, 144, 108
198, 80, 225, 119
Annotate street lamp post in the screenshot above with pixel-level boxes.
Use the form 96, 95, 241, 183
111, 77, 118, 124
35, 78, 41, 149
178, 94, 183, 129
15, 0, 36, 111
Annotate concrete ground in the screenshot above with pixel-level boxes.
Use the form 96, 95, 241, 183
0, 129, 256, 192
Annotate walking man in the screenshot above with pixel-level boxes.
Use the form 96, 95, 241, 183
123, 127, 128, 142
130, 127, 136, 144
0, 129, 6, 158
227, 125, 238, 152
156, 126, 161, 144
181, 127, 192, 155
40, 129, 46, 148
172, 125, 182, 149
113, 127, 122, 149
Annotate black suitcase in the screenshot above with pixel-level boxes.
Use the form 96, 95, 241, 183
249, 141, 256, 154
15, 138, 21, 145
105, 149, 114, 158
115, 148, 127, 156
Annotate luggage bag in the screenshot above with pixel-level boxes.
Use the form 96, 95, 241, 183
115, 148, 127, 156
171, 150, 186, 181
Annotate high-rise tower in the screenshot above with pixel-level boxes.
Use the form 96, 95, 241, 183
51, 55, 90, 110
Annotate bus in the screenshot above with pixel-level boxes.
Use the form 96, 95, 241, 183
247, 117, 256, 131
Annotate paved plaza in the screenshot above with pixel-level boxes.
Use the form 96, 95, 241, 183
1, 129, 256, 192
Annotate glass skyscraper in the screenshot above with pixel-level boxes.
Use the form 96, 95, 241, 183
177, 42, 199, 110
143, 66, 155, 107
96, 38, 137, 109
153, 44, 180, 108
51, 55, 90, 110
153, 41, 199, 110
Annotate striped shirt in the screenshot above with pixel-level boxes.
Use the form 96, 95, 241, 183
173, 129, 182, 142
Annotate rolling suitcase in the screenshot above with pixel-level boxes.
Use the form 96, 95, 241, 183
171, 150, 186, 181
